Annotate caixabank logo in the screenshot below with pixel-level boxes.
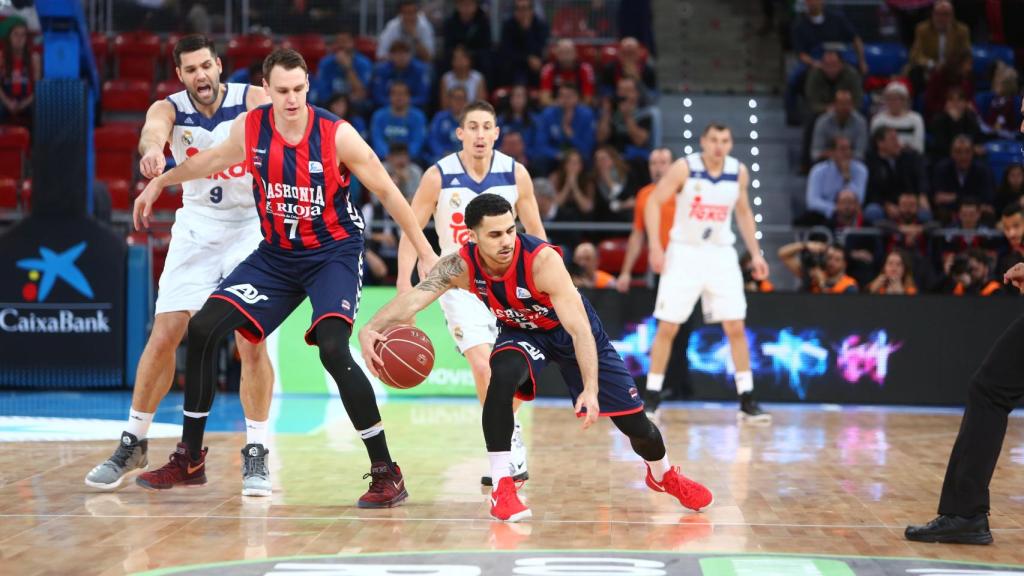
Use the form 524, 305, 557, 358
0, 241, 111, 334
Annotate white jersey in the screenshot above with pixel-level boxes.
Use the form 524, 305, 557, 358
167, 83, 255, 222
434, 150, 519, 256
669, 154, 741, 246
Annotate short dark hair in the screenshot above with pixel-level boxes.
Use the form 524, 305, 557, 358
262, 48, 308, 83
389, 79, 410, 94
459, 99, 496, 126
465, 194, 513, 229
872, 125, 896, 144
1003, 203, 1023, 219
702, 123, 730, 136
173, 35, 217, 67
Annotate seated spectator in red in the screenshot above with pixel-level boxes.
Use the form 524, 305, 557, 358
497, 0, 549, 87
440, 45, 487, 108
740, 252, 774, 293
904, 0, 971, 99
870, 82, 925, 154
934, 196, 990, 273
597, 77, 654, 164
540, 39, 597, 107
538, 83, 597, 162
879, 191, 938, 257
549, 149, 597, 222
865, 126, 931, 223
995, 164, 1024, 215
572, 242, 616, 289
949, 249, 1002, 295
810, 89, 868, 163
927, 86, 982, 161
922, 51, 974, 121
804, 49, 864, 121
0, 19, 39, 126
592, 145, 634, 220
829, 188, 865, 232
931, 134, 995, 224
980, 63, 1021, 141
600, 37, 657, 101
869, 250, 918, 295
441, 0, 493, 78
803, 135, 868, 224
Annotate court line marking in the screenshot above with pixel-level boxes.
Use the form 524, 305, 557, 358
1, 512, 1022, 532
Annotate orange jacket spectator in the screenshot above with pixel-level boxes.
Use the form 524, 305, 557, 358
633, 183, 674, 248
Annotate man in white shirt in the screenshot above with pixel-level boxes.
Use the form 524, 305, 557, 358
376, 1, 435, 62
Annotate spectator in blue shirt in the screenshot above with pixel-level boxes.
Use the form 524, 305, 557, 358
370, 80, 428, 161
427, 86, 468, 163
538, 83, 597, 164
497, 84, 543, 168
313, 31, 372, 111
804, 135, 868, 221
370, 39, 429, 109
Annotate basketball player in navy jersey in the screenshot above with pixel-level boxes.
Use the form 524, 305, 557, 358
360, 194, 713, 522
85, 35, 277, 497
396, 99, 546, 486
131, 48, 439, 508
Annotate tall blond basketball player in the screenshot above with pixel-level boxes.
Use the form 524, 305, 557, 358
396, 100, 546, 485
644, 123, 771, 422
85, 35, 277, 495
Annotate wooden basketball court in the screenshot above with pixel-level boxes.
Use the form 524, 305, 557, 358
1, 398, 1023, 574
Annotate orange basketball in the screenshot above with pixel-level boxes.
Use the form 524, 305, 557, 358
374, 325, 435, 389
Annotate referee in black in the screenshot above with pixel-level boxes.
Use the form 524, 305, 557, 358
905, 261, 1024, 544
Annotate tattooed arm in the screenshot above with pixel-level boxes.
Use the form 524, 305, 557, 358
358, 253, 471, 376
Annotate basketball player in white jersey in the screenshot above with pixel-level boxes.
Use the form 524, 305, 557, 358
86, 35, 276, 495
644, 123, 771, 422
396, 100, 546, 485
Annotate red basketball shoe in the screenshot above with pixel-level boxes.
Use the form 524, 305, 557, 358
357, 461, 409, 508
136, 442, 208, 490
489, 477, 531, 522
646, 463, 713, 511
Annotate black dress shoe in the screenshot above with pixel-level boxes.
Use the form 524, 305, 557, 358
905, 514, 993, 545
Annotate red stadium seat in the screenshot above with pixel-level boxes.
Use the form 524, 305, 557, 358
598, 237, 647, 275
114, 31, 161, 80
227, 34, 273, 72
155, 80, 184, 101
286, 34, 328, 75
102, 79, 151, 114
105, 178, 132, 211
94, 124, 139, 182
355, 36, 377, 60
0, 125, 30, 180
0, 177, 18, 210
135, 180, 183, 212
91, 33, 110, 79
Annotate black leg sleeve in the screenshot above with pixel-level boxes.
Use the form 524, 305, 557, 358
316, 318, 382, 431
483, 350, 530, 452
611, 411, 667, 462
184, 297, 249, 413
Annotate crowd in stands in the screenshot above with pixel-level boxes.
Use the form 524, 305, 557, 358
783, 0, 1024, 297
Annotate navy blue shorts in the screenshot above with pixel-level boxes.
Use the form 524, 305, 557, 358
492, 323, 644, 417
210, 239, 364, 345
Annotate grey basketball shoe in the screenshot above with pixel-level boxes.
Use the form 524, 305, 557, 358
84, 432, 149, 489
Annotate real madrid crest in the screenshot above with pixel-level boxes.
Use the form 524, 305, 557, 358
453, 326, 464, 340
450, 191, 461, 209
181, 130, 193, 146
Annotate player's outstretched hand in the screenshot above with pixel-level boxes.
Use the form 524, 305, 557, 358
750, 255, 770, 281
132, 179, 162, 231
574, 389, 600, 430
139, 148, 166, 180
358, 327, 387, 378
648, 245, 666, 274
615, 273, 631, 293
1004, 263, 1024, 293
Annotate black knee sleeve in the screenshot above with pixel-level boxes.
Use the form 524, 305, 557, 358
316, 318, 381, 430
483, 350, 530, 452
611, 411, 666, 461
185, 298, 248, 413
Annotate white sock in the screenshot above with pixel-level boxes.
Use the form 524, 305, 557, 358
647, 373, 665, 393
125, 409, 154, 439
646, 455, 671, 482
735, 371, 754, 395
489, 451, 513, 485
245, 418, 268, 446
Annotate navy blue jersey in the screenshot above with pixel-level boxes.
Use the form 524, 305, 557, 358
245, 104, 365, 251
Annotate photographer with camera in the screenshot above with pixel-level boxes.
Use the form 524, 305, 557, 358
778, 239, 859, 293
